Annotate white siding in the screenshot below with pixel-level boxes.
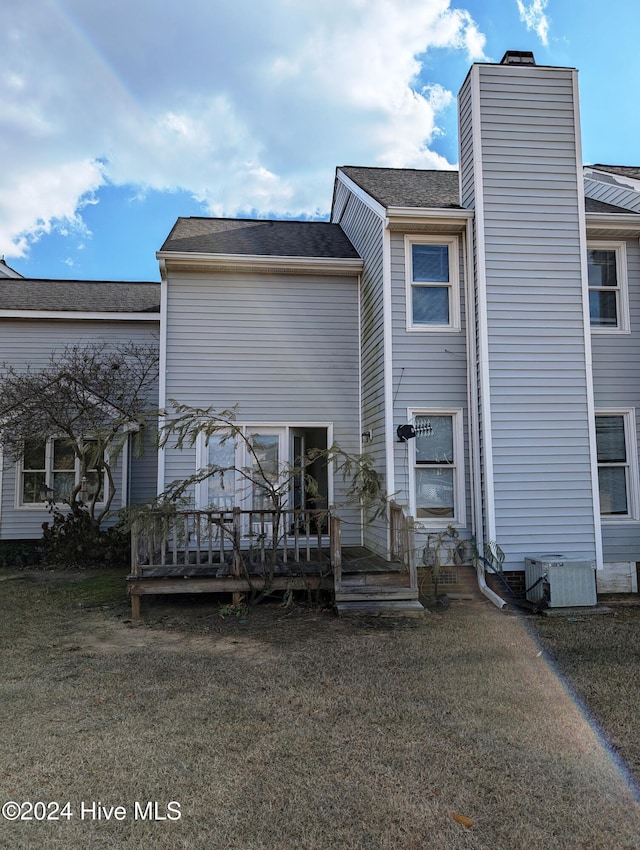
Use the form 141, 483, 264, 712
0, 319, 159, 539
592, 237, 640, 562
461, 63, 598, 569
162, 270, 362, 543
333, 184, 388, 552
389, 232, 472, 542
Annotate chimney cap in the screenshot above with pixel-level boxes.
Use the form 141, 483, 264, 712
500, 50, 536, 65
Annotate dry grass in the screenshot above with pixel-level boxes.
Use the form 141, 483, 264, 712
529, 601, 640, 786
1, 569, 640, 850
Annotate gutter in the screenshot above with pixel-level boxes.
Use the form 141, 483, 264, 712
155, 251, 363, 277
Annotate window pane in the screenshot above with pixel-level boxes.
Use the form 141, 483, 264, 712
53, 440, 75, 471
53, 471, 76, 502
598, 466, 628, 515
589, 290, 618, 326
23, 471, 46, 504
23, 441, 45, 470
251, 434, 279, 510
416, 468, 454, 518
412, 244, 449, 282
588, 250, 617, 287
412, 286, 450, 325
596, 416, 626, 463
206, 436, 236, 508
416, 416, 453, 464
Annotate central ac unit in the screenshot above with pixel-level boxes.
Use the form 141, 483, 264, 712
525, 554, 597, 608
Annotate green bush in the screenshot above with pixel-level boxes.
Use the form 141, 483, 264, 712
40, 503, 130, 568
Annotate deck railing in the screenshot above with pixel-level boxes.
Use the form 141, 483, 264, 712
389, 502, 418, 591
131, 507, 340, 577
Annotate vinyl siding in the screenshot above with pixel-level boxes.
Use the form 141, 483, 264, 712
333, 183, 388, 552
389, 232, 472, 542
591, 237, 640, 561
462, 63, 598, 569
0, 319, 159, 539
460, 72, 490, 546
162, 269, 361, 543
458, 74, 475, 210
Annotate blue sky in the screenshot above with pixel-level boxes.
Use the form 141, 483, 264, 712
2, 0, 639, 282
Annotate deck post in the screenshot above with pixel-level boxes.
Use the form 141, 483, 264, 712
130, 591, 141, 621
131, 519, 141, 578
406, 514, 417, 591
389, 502, 399, 560
232, 507, 243, 605
330, 514, 342, 591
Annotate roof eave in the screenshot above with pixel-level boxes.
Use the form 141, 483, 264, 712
385, 206, 473, 232
0, 310, 160, 320
585, 212, 640, 228
386, 206, 472, 219
156, 251, 363, 277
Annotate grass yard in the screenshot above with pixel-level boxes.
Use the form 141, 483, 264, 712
1, 568, 640, 850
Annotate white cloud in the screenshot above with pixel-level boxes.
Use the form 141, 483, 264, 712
0, 160, 104, 257
516, 0, 550, 46
0, 0, 487, 257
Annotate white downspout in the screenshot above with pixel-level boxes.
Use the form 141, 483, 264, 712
464, 219, 506, 610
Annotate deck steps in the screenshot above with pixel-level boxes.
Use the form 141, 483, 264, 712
335, 571, 423, 617
335, 599, 424, 617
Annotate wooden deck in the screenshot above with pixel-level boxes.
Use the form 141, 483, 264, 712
128, 505, 423, 619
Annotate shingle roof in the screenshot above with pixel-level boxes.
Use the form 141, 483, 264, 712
339, 166, 461, 209
160, 217, 360, 259
590, 165, 640, 181
584, 197, 637, 214
341, 165, 640, 215
0, 279, 161, 313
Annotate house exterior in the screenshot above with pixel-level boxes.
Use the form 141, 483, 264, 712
156, 218, 365, 544
0, 276, 160, 538
4, 50, 640, 600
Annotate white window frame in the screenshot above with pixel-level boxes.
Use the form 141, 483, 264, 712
595, 409, 640, 522
195, 424, 334, 511
18, 437, 107, 509
405, 235, 461, 332
195, 432, 238, 510
408, 408, 466, 528
587, 241, 629, 334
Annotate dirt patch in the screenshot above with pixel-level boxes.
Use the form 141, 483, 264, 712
60, 612, 282, 663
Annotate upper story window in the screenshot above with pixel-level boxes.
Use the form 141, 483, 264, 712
588, 242, 629, 333
405, 236, 460, 332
